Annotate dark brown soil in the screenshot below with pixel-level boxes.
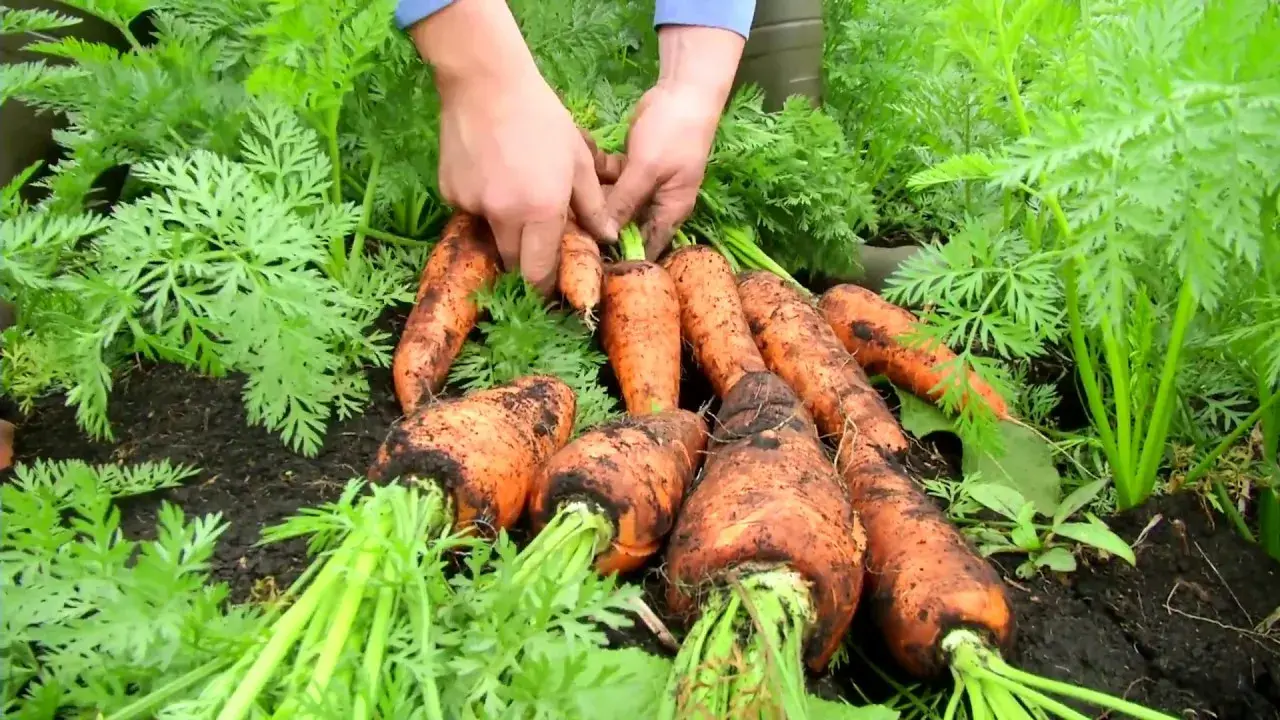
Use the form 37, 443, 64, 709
1002, 491, 1280, 719
8, 360, 1280, 719
8, 361, 404, 599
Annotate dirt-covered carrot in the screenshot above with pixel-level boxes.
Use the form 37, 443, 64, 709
558, 220, 604, 327
368, 374, 576, 534
0, 419, 13, 472
517, 409, 707, 579
819, 283, 1010, 420
840, 451, 1177, 719
737, 270, 909, 457
660, 244, 767, 400
393, 212, 502, 416
660, 371, 866, 719
600, 224, 681, 415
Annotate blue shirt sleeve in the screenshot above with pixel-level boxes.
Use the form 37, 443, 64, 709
395, 0, 758, 39
395, 0, 452, 29
654, 0, 757, 38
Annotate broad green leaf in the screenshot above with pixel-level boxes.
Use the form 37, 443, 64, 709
963, 421, 1061, 515
1053, 516, 1137, 565
810, 697, 900, 720
1035, 547, 1077, 573
1010, 521, 1042, 551
894, 385, 1062, 514
896, 386, 956, 438
1052, 478, 1109, 526
965, 483, 1028, 520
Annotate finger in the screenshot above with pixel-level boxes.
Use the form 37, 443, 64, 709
489, 215, 523, 276
520, 215, 564, 298
604, 161, 657, 232
579, 128, 626, 184
570, 152, 619, 244
642, 192, 697, 261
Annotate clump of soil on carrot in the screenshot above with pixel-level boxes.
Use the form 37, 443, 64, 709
10, 359, 1280, 718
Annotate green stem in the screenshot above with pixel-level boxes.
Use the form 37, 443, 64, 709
618, 223, 647, 261
1213, 480, 1255, 542
661, 570, 812, 720
944, 630, 1180, 720
1260, 484, 1280, 560
658, 591, 727, 720
353, 568, 397, 720
1059, 234, 1123, 488
509, 503, 611, 587
1181, 390, 1280, 488
327, 107, 343, 205
1130, 280, 1198, 507
215, 540, 356, 720
304, 521, 385, 707
975, 670, 1090, 720
1100, 317, 1134, 485
349, 153, 382, 267
358, 226, 429, 247
720, 227, 808, 296
105, 659, 231, 720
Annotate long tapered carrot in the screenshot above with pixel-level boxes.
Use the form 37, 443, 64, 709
664, 371, 865, 688
393, 212, 502, 416
558, 220, 604, 326
737, 270, 909, 457
838, 444, 1014, 677
526, 409, 707, 575
367, 374, 576, 534
733, 271, 1178, 720
660, 244, 767, 400
600, 225, 681, 415
819, 283, 1010, 420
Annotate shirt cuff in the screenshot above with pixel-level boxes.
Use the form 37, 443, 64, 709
395, 0, 454, 29
654, 0, 757, 39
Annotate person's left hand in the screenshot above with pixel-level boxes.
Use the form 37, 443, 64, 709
602, 81, 723, 259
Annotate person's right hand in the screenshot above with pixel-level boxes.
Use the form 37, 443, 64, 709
436, 75, 617, 295
408, 0, 618, 296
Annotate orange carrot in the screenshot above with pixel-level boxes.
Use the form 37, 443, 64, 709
367, 374, 576, 534
0, 419, 13, 473
736, 270, 909, 458
660, 244, 767, 400
599, 225, 681, 415
393, 212, 502, 416
558, 220, 604, 326
526, 409, 708, 575
734, 270, 1014, 675
838, 443, 1014, 678
819, 283, 1010, 420
659, 371, 866, 719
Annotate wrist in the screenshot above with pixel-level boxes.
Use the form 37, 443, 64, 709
407, 0, 542, 97
656, 25, 745, 105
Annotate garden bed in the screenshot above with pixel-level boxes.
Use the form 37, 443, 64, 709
11, 356, 1279, 719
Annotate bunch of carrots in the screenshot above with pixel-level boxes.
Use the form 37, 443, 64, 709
374, 210, 1179, 720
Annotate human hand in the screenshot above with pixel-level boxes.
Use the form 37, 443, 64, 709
408, 0, 617, 295
605, 25, 746, 259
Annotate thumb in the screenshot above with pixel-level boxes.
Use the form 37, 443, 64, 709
642, 190, 696, 261
569, 150, 618, 244
604, 161, 656, 233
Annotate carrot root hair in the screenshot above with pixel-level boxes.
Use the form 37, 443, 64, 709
657, 569, 812, 720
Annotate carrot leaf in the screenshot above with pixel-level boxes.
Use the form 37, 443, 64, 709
448, 272, 620, 433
